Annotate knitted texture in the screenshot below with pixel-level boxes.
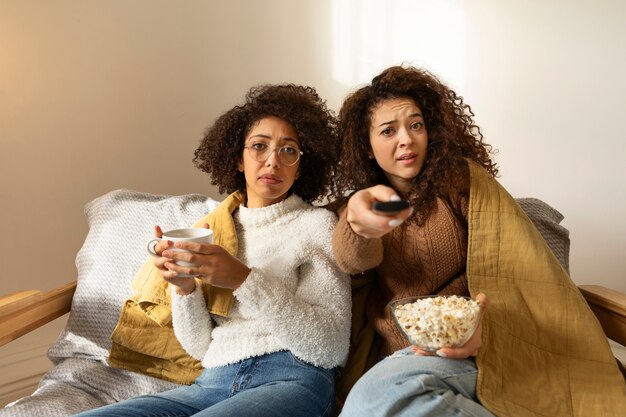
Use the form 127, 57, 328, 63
171, 194, 351, 370
332, 196, 570, 356
370, 198, 469, 355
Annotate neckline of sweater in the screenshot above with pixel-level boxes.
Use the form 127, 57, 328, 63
236, 194, 307, 227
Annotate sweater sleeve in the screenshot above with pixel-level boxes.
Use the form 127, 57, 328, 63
170, 284, 214, 361
233, 211, 351, 368
332, 206, 384, 274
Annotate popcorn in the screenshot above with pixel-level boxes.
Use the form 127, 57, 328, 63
391, 295, 481, 351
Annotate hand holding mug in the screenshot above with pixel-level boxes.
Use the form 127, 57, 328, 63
147, 227, 214, 273
164, 243, 250, 290
151, 225, 170, 258
147, 226, 213, 294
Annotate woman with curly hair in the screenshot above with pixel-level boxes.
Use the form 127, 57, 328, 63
333, 66, 623, 416
331, 65, 495, 417
77, 84, 350, 417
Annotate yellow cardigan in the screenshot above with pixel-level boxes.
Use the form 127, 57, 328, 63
338, 162, 626, 416
108, 191, 245, 384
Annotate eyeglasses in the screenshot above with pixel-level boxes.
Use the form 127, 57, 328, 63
243, 143, 303, 166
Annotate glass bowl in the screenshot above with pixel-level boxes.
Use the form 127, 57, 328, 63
389, 295, 482, 352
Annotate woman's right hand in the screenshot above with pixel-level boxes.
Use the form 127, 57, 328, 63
152, 225, 196, 295
346, 185, 413, 239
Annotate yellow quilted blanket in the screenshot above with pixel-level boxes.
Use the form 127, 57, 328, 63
469, 161, 625, 416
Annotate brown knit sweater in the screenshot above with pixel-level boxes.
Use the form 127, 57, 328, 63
332, 196, 470, 355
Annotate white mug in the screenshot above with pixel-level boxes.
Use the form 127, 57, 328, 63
147, 227, 213, 277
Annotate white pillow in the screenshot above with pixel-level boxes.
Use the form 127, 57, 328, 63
47, 189, 219, 362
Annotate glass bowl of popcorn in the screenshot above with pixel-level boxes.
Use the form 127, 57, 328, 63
389, 295, 483, 352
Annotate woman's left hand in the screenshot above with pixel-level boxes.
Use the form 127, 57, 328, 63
412, 293, 489, 359
162, 240, 251, 290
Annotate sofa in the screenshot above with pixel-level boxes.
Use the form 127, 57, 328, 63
0, 189, 624, 416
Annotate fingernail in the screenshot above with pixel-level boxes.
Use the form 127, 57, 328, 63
388, 219, 403, 227
162, 251, 169, 257
390, 194, 401, 202
436, 350, 447, 357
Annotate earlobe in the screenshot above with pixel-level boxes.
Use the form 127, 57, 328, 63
237, 160, 244, 172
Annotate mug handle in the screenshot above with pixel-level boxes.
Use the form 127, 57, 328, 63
146, 238, 162, 257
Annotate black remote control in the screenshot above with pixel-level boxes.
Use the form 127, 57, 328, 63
372, 200, 410, 214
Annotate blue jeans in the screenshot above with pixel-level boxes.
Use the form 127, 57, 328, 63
74, 351, 336, 417
339, 347, 495, 417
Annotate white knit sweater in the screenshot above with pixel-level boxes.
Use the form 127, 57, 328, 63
170, 194, 351, 370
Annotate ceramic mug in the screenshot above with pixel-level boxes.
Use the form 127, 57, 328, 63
147, 227, 213, 277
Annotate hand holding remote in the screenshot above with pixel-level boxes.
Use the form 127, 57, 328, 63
345, 186, 413, 239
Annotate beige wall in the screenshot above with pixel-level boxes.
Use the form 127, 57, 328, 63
0, 0, 343, 297
1, 0, 625, 403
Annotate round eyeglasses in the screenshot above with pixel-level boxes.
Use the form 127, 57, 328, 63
243, 143, 303, 166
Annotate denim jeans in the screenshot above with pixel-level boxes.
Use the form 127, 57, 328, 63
74, 351, 336, 417
339, 347, 495, 417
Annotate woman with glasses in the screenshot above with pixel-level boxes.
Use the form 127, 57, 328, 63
76, 84, 350, 417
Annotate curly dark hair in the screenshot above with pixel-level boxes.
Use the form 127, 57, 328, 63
193, 84, 338, 204
334, 65, 498, 223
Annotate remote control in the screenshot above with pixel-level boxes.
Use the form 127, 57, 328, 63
372, 200, 410, 214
